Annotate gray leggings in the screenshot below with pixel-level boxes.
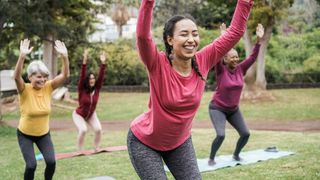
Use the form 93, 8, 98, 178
17, 129, 56, 180
127, 129, 201, 180
209, 105, 250, 159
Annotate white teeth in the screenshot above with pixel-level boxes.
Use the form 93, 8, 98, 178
185, 46, 194, 50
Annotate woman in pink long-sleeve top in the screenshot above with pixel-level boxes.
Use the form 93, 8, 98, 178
127, 0, 254, 179
208, 24, 264, 166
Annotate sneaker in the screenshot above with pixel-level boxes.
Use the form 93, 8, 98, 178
208, 158, 216, 166
233, 155, 243, 161
264, 146, 278, 152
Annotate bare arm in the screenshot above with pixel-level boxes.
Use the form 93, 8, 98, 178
51, 40, 70, 90
14, 39, 33, 93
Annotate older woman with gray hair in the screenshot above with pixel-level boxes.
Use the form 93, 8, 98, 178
14, 38, 69, 180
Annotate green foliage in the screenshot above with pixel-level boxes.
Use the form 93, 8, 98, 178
266, 29, 320, 81
103, 39, 147, 85
0, 0, 112, 71
303, 55, 320, 73
68, 39, 148, 86
153, 0, 203, 27
191, 0, 237, 29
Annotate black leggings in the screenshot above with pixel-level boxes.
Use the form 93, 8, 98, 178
209, 105, 250, 160
17, 129, 56, 180
127, 129, 201, 180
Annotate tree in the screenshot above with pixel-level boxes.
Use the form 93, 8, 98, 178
111, 1, 130, 38
191, 0, 237, 29
242, 0, 294, 100
0, 0, 112, 78
153, 0, 202, 27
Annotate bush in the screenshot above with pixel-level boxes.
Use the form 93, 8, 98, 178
303, 55, 320, 73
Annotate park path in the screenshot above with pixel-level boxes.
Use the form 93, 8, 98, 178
4, 119, 320, 132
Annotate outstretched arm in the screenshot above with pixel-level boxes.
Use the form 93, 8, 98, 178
14, 39, 34, 93
78, 49, 88, 90
239, 23, 264, 73
51, 40, 70, 90
197, 0, 254, 71
95, 51, 106, 90
136, 0, 159, 71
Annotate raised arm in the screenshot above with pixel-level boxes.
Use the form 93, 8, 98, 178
136, 0, 159, 71
14, 39, 33, 93
51, 40, 70, 90
197, 0, 253, 70
77, 49, 88, 91
239, 23, 264, 73
95, 51, 106, 90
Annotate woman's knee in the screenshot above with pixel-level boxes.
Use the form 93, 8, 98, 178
79, 128, 88, 136
26, 161, 37, 172
241, 132, 250, 139
46, 159, 56, 168
216, 134, 225, 141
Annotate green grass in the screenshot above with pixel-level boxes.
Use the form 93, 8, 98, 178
3, 88, 320, 122
0, 126, 319, 180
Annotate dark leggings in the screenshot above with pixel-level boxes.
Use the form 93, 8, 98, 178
127, 130, 201, 180
209, 106, 250, 160
17, 129, 56, 180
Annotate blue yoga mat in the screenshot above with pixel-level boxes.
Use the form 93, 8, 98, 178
165, 148, 294, 172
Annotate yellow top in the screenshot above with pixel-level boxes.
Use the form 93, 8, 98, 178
18, 81, 53, 136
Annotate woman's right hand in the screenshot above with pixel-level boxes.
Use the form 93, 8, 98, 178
19, 39, 33, 57
220, 23, 227, 35
83, 49, 88, 64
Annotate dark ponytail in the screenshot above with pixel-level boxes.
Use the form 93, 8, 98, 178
163, 15, 205, 81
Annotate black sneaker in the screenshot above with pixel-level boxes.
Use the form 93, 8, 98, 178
233, 155, 243, 161
208, 158, 216, 166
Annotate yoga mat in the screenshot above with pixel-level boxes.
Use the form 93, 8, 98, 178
36, 145, 127, 161
165, 148, 294, 172
84, 176, 115, 180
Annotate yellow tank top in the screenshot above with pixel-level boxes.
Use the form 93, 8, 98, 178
18, 81, 53, 136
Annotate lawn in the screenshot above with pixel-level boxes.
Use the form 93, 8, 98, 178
0, 126, 319, 180
1, 88, 319, 179
2, 88, 320, 122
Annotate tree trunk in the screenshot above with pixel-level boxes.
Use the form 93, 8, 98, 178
43, 34, 57, 80
243, 29, 255, 91
117, 24, 123, 38
255, 24, 273, 90
242, 27, 275, 101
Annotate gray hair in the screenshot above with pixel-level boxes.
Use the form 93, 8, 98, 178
27, 60, 50, 77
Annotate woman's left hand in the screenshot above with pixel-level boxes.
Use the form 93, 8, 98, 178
54, 40, 68, 58
100, 51, 107, 64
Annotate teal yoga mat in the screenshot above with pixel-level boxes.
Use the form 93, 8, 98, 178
165, 148, 294, 173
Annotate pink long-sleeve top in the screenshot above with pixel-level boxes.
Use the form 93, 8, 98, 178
130, 0, 253, 151
211, 43, 261, 111
75, 64, 105, 120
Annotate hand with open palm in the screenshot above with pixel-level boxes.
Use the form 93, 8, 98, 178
54, 40, 68, 58
100, 51, 107, 64
19, 39, 33, 57
256, 23, 264, 43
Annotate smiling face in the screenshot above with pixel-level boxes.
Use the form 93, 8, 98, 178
224, 49, 240, 70
88, 74, 96, 87
29, 72, 48, 90
167, 19, 199, 61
